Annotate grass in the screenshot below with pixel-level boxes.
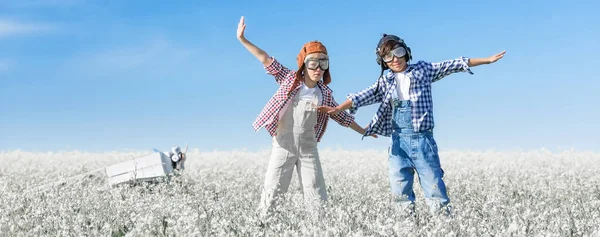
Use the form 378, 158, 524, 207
1, 148, 599, 236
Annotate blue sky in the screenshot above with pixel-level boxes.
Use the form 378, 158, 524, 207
1, 0, 599, 152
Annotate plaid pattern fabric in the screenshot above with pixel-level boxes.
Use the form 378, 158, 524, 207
253, 57, 355, 142
347, 57, 473, 137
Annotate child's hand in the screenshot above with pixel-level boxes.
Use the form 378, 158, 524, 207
363, 125, 377, 138
237, 16, 246, 40
486, 50, 506, 64
317, 105, 341, 115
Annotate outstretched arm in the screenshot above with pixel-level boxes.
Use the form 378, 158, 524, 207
429, 50, 506, 83
318, 78, 385, 115
237, 16, 273, 67
348, 121, 377, 138
467, 50, 506, 67
316, 99, 353, 115
324, 97, 378, 138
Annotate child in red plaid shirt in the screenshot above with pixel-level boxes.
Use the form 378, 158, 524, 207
237, 16, 375, 217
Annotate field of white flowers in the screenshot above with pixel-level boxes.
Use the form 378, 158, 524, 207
1, 148, 600, 236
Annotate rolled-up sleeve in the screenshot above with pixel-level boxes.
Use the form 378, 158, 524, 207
346, 78, 385, 115
264, 57, 294, 84
426, 57, 474, 83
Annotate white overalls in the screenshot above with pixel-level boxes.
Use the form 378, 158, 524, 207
259, 85, 327, 215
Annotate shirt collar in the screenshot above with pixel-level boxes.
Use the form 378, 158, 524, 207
316, 80, 330, 92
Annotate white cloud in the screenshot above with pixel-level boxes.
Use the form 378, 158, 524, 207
1, 0, 82, 8
88, 39, 191, 70
0, 19, 54, 38
63, 37, 200, 80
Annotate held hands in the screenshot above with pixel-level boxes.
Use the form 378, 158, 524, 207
486, 50, 506, 64
237, 16, 246, 40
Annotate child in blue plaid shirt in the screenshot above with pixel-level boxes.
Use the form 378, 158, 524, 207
320, 34, 505, 215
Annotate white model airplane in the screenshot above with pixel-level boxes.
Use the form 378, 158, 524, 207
25, 144, 190, 194
105, 144, 189, 186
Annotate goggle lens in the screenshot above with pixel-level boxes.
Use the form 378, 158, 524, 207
382, 47, 407, 62
305, 58, 329, 70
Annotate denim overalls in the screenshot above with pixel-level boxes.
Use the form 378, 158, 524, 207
388, 95, 451, 215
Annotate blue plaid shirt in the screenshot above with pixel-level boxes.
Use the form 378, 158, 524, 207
347, 57, 473, 137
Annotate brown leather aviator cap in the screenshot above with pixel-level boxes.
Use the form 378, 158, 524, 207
294, 40, 331, 85
296, 41, 328, 68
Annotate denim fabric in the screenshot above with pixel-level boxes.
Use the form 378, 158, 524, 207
388, 98, 451, 215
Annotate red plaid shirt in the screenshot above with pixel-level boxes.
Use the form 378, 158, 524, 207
252, 57, 355, 142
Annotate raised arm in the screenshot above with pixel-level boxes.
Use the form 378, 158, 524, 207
237, 16, 295, 84
237, 16, 273, 67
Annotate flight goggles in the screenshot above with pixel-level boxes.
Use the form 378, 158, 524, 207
304, 58, 329, 70
382, 46, 407, 63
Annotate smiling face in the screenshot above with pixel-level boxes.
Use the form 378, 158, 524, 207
380, 41, 408, 72
385, 52, 407, 72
